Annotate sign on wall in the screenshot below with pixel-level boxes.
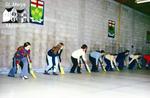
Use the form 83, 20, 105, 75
2, 0, 45, 25
30, 0, 44, 25
108, 20, 115, 38
2, 7, 28, 23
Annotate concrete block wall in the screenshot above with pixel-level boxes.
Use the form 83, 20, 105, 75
0, 0, 150, 69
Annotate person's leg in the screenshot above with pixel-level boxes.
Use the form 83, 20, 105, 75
77, 66, 81, 73
8, 58, 17, 77
53, 56, 59, 75
128, 58, 136, 70
44, 55, 53, 74
104, 58, 112, 71
89, 55, 97, 72
70, 56, 78, 73
117, 60, 124, 70
20, 57, 29, 79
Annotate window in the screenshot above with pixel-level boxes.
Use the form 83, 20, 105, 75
12, 12, 16, 16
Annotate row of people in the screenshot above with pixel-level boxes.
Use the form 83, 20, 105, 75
7, 42, 149, 79
89, 50, 142, 72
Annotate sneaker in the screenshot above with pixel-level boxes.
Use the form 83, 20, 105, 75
24, 76, 28, 79
53, 72, 58, 75
44, 70, 50, 75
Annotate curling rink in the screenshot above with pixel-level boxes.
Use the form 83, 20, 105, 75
0, 70, 150, 98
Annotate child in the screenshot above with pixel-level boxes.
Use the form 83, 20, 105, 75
70, 44, 89, 73
8, 42, 32, 80
103, 53, 118, 71
116, 50, 130, 70
44, 43, 64, 75
128, 53, 141, 70
143, 54, 150, 69
89, 50, 105, 72
57, 43, 64, 72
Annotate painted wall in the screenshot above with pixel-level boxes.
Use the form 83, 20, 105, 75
0, 0, 150, 69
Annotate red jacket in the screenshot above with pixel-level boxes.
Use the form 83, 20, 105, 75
14, 46, 32, 64
143, 55, 150, 64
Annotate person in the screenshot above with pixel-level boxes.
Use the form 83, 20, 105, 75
57, 43, 64, 72
103, 53, 119, 71
89, 50, 105, 72
143, 54, 150, 69
8, 42, 32, 80
116, 50, 130, 70
70, 44, 88, 73
128, 53, 141, 70
44, 43, 64, 75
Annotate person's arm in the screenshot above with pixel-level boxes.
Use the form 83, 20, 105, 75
27, 50, 32, 63
113, 56, 120, 71
108, 55, 114, 68
99, 57, 104, 64
16, 59, 20, 68
82, 52, 87, 64
124, 54, 129, 66
15, 51, 21, 66
128, 55, 140, 65
58, 49, 63, 62
96, 57, 99, 65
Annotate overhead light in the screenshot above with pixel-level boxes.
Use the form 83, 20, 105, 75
136, 0, 150, 4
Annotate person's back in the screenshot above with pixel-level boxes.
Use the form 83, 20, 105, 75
90, 51, 101, 59
116, 50, 129, 70
14, 46, 30, 62
44, 43, 64, 75
70, 44, 88, 73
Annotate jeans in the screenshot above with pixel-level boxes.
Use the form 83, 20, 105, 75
8, 57, 29, 77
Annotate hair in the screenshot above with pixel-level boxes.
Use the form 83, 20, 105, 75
51, 44, 62, 54
59, 42, 64, 46
24, 42, 31, 47
81, 44, 88, 49
125, 50, 130, 53
100, 50, 105, 53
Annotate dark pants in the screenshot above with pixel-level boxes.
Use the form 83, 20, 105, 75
89, 55, 98, 72
116, 59, 124, 70
104, 58, 113, 71
128, 58, 137, 70
70, 56, 81, 73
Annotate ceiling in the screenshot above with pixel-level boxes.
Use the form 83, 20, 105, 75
114, 0, 150, 16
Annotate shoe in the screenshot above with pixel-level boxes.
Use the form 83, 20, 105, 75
53, 72, 58, 75
24, 76, 28, 79
44, 70, 50, 75
70, 71, 75, 73
77, 71, 82, 74
91, 70, 99, 72
21, 76, 28, 80
8, 74, 15, 77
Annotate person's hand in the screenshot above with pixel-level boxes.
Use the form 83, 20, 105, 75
29, 62, 32, 69
17, 64, 20, 69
